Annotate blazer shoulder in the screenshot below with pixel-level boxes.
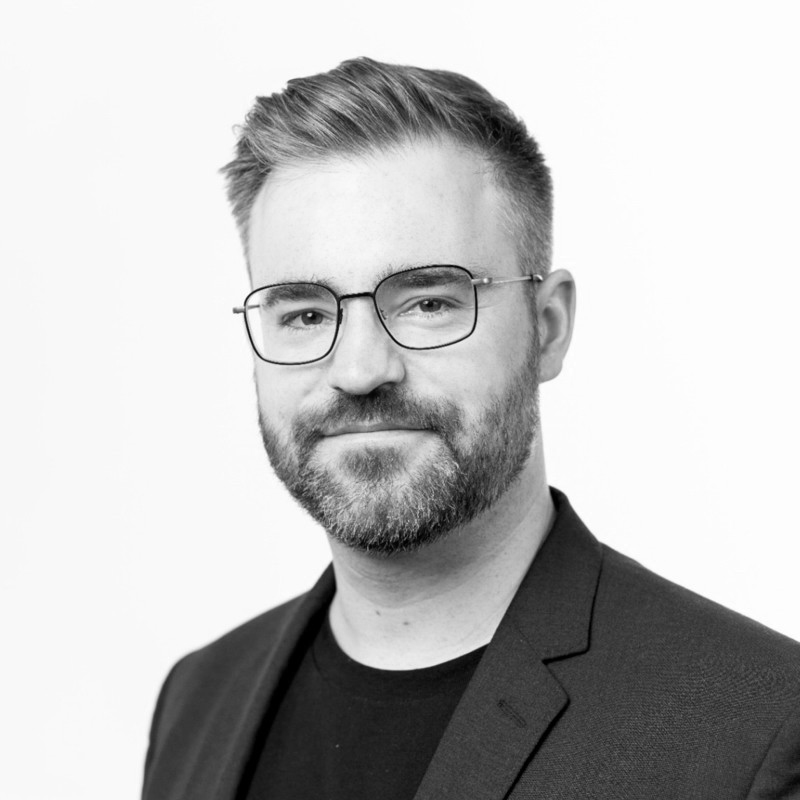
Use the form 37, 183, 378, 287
598, 544, 800, 675
154, 592, 306, 715
162, 563, 333, 702
143, 571, 335, 797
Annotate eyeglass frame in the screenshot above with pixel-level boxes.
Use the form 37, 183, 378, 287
232, 264, 542, 366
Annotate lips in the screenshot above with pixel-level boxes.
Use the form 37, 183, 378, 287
322, 422, 426, 436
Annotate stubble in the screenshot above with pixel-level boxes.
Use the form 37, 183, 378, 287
258, 343, 540, 554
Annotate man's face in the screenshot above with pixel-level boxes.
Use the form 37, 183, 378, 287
247, 141, 541, 553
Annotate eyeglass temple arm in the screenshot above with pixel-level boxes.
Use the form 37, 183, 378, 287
232, 304, 259, 314
471, 274, 543, 287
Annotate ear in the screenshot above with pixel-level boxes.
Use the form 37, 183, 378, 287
536, 269, 576, 383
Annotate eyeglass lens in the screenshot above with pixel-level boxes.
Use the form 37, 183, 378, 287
244, 266, 477, 364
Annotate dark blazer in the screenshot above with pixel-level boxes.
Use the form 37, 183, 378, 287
143, 490, 800, 799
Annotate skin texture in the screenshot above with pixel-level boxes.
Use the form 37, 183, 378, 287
247, 140, 576, 668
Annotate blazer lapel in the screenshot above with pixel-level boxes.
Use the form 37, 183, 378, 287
414, 490, 603, 800
205, 567, 336, 800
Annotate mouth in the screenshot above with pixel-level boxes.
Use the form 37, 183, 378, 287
322, 422, 428, 437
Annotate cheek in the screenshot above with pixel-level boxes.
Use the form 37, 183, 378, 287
477, 301, 537, 374
406, 349, 509, 417
410, 316, 534, 419
253, 365, 312, 428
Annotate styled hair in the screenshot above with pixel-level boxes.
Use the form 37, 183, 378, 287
222, 57, 552, 276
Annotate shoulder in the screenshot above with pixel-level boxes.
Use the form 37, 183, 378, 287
158, 566, 335, 718
507, 493, 800, 798
546, 489, 800, 680
600, 544, 800, 654
535, 539, 800, 794
143, 571, 334, 794
152, 594, 306, 725
593, 544, 800, 702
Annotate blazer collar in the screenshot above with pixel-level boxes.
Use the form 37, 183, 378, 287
509, 487, 602, 663
413, 487, 603, 800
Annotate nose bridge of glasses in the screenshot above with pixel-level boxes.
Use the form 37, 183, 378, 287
337, 290, 386, 324
338, 290, 377, 302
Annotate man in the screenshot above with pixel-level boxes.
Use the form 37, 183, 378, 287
142, 58, 800, 799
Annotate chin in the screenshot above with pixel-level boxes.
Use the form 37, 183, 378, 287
297, 439, 464, 554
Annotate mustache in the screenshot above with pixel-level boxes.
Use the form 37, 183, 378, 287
292, 387, 463, 447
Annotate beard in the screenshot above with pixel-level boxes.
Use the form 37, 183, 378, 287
258, 343, 540, 555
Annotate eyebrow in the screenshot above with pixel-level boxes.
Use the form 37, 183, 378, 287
260, 283, 334, 307
374, 263, 489, 283
387, 266, 472, 287
262, 263, 489, 294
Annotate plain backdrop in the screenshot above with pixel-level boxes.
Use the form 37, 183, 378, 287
2, 1, 799, 797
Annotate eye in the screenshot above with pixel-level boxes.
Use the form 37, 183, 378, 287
282, 309, 333, 328
416, 298, 448, 313
391, 294, 464, 320
299, 310, 324, 326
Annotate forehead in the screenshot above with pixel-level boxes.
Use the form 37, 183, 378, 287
247, 141, 518, 290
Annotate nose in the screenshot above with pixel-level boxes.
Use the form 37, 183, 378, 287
326, 297, 406, 395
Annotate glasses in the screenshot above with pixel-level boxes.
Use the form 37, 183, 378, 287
233, 264, 541, 365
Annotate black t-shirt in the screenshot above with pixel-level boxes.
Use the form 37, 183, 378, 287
241, 613, 486, 800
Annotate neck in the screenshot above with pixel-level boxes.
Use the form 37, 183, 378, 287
327, 450, 553, 669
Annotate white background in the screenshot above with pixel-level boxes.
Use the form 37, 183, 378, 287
2, 1, 799, 797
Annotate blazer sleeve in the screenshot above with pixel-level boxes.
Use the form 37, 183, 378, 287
746, 699, 800, 799
141, 656, 186, 797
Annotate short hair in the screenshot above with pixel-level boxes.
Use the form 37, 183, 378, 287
222, 57, 552, 277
